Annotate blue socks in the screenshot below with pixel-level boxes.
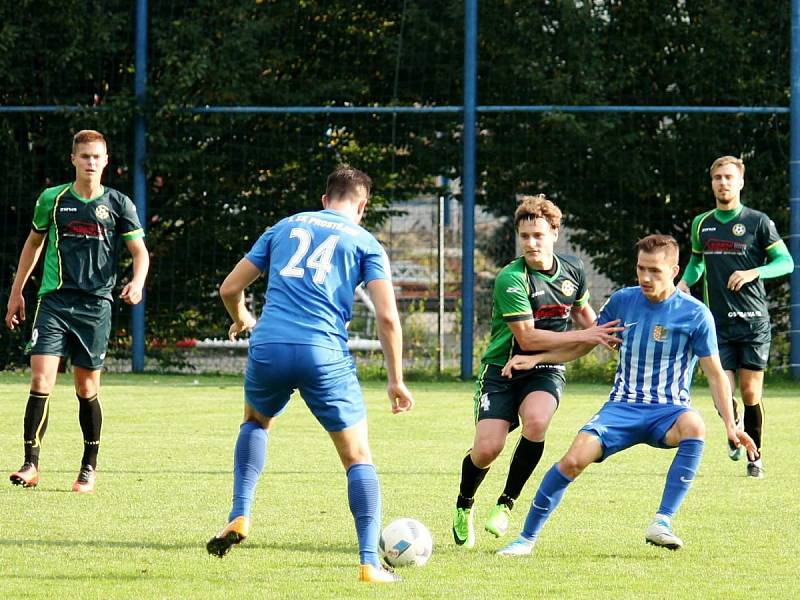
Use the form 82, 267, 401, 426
657, 438, 704, 518
521, 464, 573, 541
347, 463, 381, 566
229, 421, 268, 522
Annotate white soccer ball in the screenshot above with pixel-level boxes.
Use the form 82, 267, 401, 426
379, 518, 433, 567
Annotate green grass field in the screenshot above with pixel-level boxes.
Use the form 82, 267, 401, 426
1, 372, 798, 599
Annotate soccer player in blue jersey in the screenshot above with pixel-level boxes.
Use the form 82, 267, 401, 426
205, 166, 414, 584
496, 234, 756, 555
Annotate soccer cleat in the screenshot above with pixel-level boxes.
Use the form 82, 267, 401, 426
358, 563, 401, 583
645, 516, 684, 550
496, 535, 535, 556
9, 462, 39, 488
71, 465, 96, 493
206, 516, 250, 557
452, 506, 475, 548
746, 459, 765, 479
727, 418, 744, 461
484, 503, 512, 538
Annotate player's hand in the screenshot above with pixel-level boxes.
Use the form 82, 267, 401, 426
5, 293, 25, 330
501, 354, 539, 377
387, 381, 414, 414
727, 269, 759, 292
120, 282, 144, 305
578, 319, 624, 349
677, 280, 690, 293
727, 427, 758, 462
228, 313, 257, 340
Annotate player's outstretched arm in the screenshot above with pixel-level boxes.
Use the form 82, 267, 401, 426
5, 231, 46, 330
366, 278, 414, 413
699, 354, 758, 461
120, 237, 150, 305
509, 318, 623, 352
219, 258, 261, 340
500, 342, 596, 378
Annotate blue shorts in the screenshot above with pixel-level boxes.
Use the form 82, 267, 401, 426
244, 343, 365, 432
579, 402, 695, 462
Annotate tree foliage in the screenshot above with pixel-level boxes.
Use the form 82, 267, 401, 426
0, 0, 792, 367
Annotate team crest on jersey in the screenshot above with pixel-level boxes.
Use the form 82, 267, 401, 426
652, 325, 668, 342
95, 205, 110, 220
560, 280, 576, 297
732, 223, 746, 236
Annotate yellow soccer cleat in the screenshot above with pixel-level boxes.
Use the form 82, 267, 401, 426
358, 564, 401, 583
206, 516, 250, 558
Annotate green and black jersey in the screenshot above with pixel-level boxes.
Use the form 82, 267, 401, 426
481, 254, 589, 367
690, 205, 781, 325
32, 183, 144, 300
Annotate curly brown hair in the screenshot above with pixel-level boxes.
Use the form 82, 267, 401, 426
514, 194, 562, 231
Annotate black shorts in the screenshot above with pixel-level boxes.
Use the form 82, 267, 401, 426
26, 290, 112, 370
717, 319, 771, 372
473, 363, 565, 431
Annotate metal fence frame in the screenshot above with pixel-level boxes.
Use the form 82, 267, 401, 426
3, 0, 798, 379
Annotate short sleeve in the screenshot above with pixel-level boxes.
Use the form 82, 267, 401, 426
760, 214, 783, 251
118, 195, 145, 240
32, 190, 55, 233
494, 268, 532, 322
688, 305, 718, 358
361, 239, 390, 285
245, 226, 276, 272
573, 257, 590, 307
596, 290, 621, 326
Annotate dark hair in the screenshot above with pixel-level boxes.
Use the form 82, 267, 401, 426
634, 234, 679, 261
326, 165, 372, 200
514, 194, 562, 230
72, 129, 106, 152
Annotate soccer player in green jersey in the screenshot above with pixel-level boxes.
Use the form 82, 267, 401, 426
678, 156, 794, 479
5, 129, 150, 492
452, 195, 623, 547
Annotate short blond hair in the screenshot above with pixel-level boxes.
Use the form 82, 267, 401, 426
72, 129, 106, 153
514, 194, 562, 231
709, 155, 744, 177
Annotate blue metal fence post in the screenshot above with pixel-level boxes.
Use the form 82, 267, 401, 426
791, 0, 800, 378
460, 0, 478, 380
132, 0, 148, 372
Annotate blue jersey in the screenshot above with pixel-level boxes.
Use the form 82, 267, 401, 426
598, 287, 717, 406
245, 209, 389, 353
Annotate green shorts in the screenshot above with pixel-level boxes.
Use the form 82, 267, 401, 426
473, 363, 566, 431
717, 319, 771, 372
27, 290, 112, 370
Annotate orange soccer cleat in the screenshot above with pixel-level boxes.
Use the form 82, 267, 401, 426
206, 516, 250, 558
71, 465, 96, 493
10, 462, 40, 488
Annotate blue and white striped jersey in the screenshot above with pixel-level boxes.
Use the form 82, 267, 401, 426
244, 208, 390, 354
598, 287, 717, 406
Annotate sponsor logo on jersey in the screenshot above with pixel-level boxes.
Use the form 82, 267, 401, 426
535, 304, 570, 319
701, 227, 716, 232
727, 310, 763, 319
59, 206, 78, 212
95, 204, 110, 220
63, 220, 105, 240
652, 325, 668, 342
506, 286, 522, 294
529, 289, 544, 298
732, 223, 746, 236
561, 280, 576, 296
704, 238, 746, 254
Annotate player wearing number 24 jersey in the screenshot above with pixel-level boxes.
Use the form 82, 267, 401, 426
246, 207, 387, 352
206, 166, 413, 584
